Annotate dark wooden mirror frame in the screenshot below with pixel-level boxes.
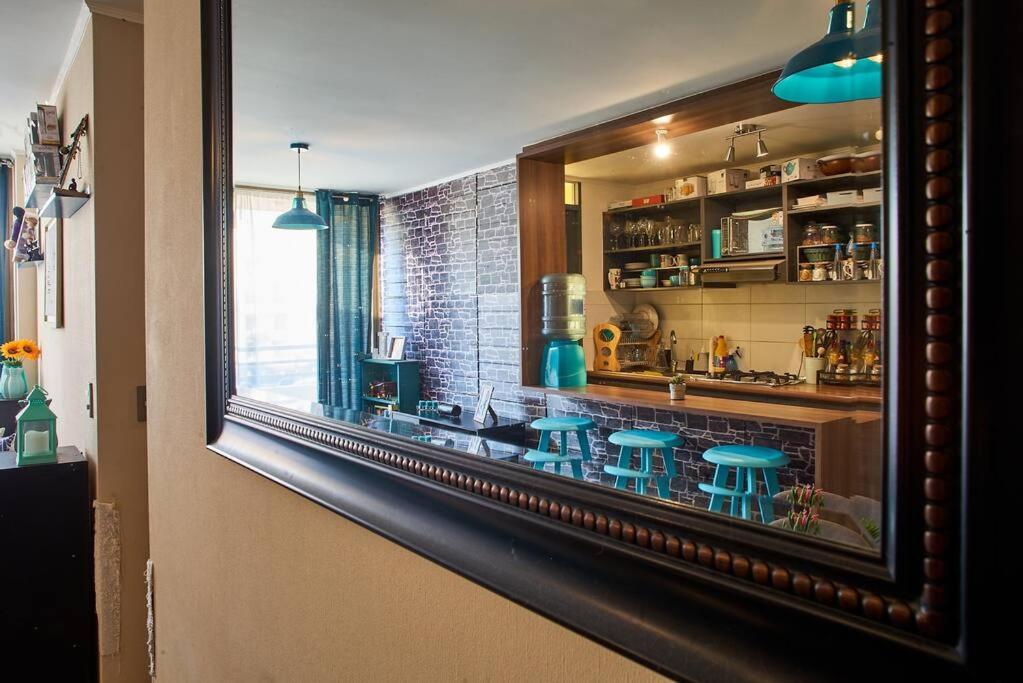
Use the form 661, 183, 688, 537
203, 0, 1000, 678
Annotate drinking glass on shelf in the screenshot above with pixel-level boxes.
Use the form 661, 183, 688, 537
658, 219, 672, 246
609, 222, 624, 251
643, 219, 657, 247
624, 220, 635, 248
634, 220, 649, 247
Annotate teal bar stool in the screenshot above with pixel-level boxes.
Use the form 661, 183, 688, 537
604, 429, 683, 499
528, 416, 596, 480
698, 445, 789, 522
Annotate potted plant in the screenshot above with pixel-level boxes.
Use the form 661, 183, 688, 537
668, 374, 686, 400
783, 483, 823, 535
1, 339, 41, 400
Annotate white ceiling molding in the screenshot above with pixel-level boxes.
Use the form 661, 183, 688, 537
48, 3, 92, 105
381, 157, 516, 199
86, 1, 143, 24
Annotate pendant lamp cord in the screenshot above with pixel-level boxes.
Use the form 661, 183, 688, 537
296, 147, 303, 195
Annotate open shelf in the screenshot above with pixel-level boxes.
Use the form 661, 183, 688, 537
787, 201, 881, 216
608, 286, 702, 293
786, 170, 882, 192
704, 251, 784, 264
604, 241, 700, 255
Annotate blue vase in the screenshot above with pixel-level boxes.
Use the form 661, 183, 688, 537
0, 365, 29, 400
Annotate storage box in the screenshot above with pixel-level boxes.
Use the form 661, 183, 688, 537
674, 176, 707, 199
782, 157, 819, 183
708, 168, 748, 195
36, 105, 60, 145
745, 176, 780, 189
862, 187, 882, 203
826, 189, 860, 206
607, 200, 633, 210
795, 194, 826, 208
631, 194, 665, 207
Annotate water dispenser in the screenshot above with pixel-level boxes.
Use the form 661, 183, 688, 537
540, 273, 587, 388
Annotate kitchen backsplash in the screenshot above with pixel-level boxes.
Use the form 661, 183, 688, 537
583, 282, 882, 376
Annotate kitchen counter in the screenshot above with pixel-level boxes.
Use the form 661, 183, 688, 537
546, 383, 860, 428
587, 370, 882, 408
536, 383, 882, 499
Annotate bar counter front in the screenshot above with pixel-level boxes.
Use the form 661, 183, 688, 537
536, 379, 881, 507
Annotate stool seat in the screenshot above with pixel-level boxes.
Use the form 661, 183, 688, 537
609, 429, 683, 449
523, 450, 581, 464
604, 465, 657, 480
703, 444, 789, 468
530, 416, 596, 431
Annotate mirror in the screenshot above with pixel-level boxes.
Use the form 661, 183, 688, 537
232, 0, 887, 552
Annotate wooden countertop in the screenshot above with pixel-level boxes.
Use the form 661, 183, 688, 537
543, 384, 857, 429
588, 370, 882, 407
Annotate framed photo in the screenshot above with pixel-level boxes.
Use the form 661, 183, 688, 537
473, 383, 495, 424
387, 336, 406, 360
42, 218, 63, 328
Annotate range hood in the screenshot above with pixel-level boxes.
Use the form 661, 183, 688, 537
699, 258, 785, 283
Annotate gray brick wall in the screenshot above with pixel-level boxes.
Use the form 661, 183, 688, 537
380, 162, 545, 418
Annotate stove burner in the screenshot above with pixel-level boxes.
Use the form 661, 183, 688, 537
705, 370, 803, 386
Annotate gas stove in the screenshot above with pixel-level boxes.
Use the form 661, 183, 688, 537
697, 370, 804, 387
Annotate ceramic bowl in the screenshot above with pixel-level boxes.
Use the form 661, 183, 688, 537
817, 153, 853, 176
623, 278, 642, 288
852, 151, 881, 173
640, 276, 657, 288
802, 246, 835, 263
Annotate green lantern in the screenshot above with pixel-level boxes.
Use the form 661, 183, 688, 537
16, 385, 57, 466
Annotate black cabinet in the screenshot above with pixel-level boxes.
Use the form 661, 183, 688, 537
0, 447, 95, 680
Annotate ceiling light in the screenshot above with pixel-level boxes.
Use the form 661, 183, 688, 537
273, 142, 327, 230
724, 139, 735, 162
755, 133, 770, 159
772, 1, 881, 104
653, 129, 670, 159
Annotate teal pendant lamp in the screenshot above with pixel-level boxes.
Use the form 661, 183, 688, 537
273, 142, 327, 230
773, 0, 882, 104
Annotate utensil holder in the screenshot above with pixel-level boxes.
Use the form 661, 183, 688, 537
804, 357, 825, 385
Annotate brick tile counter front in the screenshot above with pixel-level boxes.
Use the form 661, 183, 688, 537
545, 394, 816, 509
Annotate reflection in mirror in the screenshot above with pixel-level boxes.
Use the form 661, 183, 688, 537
232, 0, 886, 551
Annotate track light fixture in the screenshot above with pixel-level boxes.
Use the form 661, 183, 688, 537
723, 124, 769, 162
653, 129, 670, 159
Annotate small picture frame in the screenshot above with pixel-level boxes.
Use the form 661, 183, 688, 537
388, 336, 406, 360
473, 383, 496, 424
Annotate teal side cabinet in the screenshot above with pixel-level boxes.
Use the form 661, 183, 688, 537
361, 359, 420, 414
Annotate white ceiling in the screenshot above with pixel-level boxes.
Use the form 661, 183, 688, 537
0, 1, 143, 157
566, 100, 882, 185
0, 0, 84, 155
232, 0, 843, 195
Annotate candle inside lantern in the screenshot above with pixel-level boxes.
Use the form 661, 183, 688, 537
23, 429, 50, 455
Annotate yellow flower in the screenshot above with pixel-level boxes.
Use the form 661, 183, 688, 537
1, 340, 23, 359
19, 340, 41, 360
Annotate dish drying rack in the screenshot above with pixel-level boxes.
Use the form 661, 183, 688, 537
593, 305, 663, 372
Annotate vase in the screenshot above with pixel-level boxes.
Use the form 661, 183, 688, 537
669, 382, 686, 400
0, 365, 29, 400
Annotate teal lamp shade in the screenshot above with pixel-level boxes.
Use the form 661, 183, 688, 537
773, 1, 881, 104
272, 194, 327, 230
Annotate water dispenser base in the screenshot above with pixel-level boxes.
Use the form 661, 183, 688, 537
541, 340, 587, 388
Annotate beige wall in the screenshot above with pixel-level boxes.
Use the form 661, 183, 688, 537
34, 14, 149, 682
574, 178, 881, 374
144, 1, 656, 679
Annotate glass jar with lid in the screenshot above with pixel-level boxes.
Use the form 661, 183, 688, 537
820, 224, 842, 244
801, 223, 822, 246
853, 222, 878, 243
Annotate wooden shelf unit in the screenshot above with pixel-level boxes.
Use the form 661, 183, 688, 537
601, 169, 883, 289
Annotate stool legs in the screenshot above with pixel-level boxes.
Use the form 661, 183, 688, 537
613, 447, 633, 490
758, 467, 781, 522
708, 464, 728, 512
577, 430, 592, 462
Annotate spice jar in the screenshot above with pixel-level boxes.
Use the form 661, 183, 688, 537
812, 263, 828, 281
820, 224, 842, 244
853, 222, 877, 243
801, 223, 822, 246
798, 263, 813, 282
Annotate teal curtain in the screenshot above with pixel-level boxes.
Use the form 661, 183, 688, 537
315, 190, 378, 413
0, 165, 9, 341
